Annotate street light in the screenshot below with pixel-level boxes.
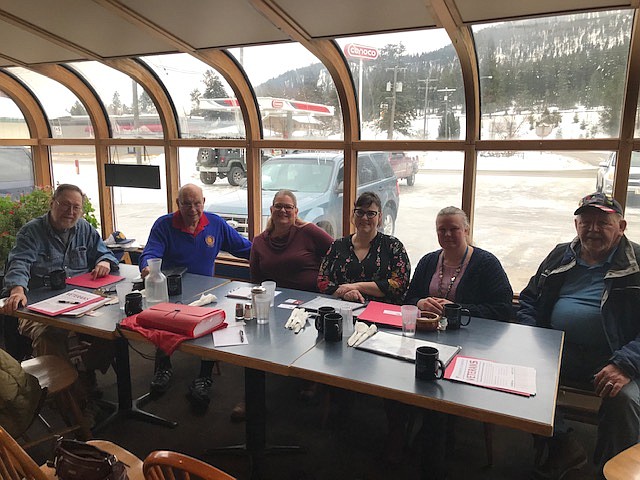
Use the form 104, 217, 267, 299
418, 78, 437, 139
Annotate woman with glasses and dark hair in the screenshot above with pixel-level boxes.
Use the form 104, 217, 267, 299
405, 206, 513, 321
250, 189, 333, 292
318, 191, 410, 304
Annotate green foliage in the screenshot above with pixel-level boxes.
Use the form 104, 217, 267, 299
0, 187, 99, 270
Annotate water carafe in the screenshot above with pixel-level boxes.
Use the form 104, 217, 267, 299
145, 258, 169, 306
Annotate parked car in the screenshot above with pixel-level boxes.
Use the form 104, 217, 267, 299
371, 152, 419, 186
205, 152, 400, 238
596, 152, 640, 203
0, 147, 34, 199
196, 147, 271, 186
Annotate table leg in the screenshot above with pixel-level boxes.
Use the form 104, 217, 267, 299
205, 367, 303, 479
93, 337, 178, 432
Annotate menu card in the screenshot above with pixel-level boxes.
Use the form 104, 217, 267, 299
444, 356, 537, 396
27, 289, 106, 316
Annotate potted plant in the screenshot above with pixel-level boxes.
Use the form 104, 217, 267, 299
0, 187, 99, 282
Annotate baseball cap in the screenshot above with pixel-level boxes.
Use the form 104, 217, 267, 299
574, 192, 623, 215
111, 230, 135, 245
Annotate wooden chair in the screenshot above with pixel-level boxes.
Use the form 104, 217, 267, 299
0, 426, 144, 480
603, 443, 640, 479
143, 450, 236, 480
0, 426, 48, 480
19, 355, 92, 449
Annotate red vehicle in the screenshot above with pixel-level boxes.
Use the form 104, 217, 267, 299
372, 152, 419, 186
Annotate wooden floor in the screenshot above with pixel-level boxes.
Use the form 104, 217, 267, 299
26, 339, 599, 480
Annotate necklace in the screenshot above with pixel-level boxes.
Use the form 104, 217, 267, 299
437, 246, 469, 300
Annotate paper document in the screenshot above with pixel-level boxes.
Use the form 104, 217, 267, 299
28, 289, 106, 316
356, 331, 461, 366
213, 325, 247, 346
61, 296, 112, 316
444, 356, 537, 396
226, 286, 254, 300
300, 296, 363, 312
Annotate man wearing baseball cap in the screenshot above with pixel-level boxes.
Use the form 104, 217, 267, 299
518, 192, 640, 479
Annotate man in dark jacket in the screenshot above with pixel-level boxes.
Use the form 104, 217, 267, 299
518, 192, 640, 479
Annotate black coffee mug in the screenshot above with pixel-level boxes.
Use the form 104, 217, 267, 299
324, 312, 343, 342
124, 292, 143, 316
167, 274, 182, 296
43, 270, 67, 290
132, 276, 145, 291
444, 303, 471, 330
415, 346, 445, 380
315, 306, 335, 332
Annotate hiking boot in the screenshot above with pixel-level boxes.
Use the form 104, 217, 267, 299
532, 432, 587, 480
187, 376, 212, 408
230, 401, 246, 422
149, 368, 173, 395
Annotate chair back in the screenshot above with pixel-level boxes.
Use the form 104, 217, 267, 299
0, 426, 47, 480
143, 450, 235, 480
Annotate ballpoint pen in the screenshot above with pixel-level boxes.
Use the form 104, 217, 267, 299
58, 300, 81, 304
239, 330, 245, 343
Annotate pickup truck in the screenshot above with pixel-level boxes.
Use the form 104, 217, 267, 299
205, 152, 400, 238
372, 152, 419, 186
196, 148, 272, 186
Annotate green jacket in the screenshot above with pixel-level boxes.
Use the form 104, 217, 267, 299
0, 348, 42, 437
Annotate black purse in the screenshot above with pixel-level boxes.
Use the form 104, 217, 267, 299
48, 438, 129, 480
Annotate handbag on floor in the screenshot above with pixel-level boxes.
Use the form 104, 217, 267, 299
48, 438, 128, 480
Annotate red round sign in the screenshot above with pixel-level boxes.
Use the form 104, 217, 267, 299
344, 43, 379, 60
272, 99, 284, 109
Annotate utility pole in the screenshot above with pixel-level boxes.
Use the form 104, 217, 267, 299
418, 78, 437, 139
386, 66, 406, 140
437, 87, 456, 139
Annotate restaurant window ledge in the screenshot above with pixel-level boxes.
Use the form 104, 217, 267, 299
214, 257, 250, 281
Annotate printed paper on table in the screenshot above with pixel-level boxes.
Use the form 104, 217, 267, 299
28, 289, 106, 316
444, 356, 537, 396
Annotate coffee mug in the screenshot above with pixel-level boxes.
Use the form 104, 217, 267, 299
323, 312, 343, 342
43, 270, 67, 290
444, 303, 471, 330
167, 274, 182, 296
315, 306, 335, 332
132, 276, 145, 291
415, 346, 445, 380
124, 292, 143, 316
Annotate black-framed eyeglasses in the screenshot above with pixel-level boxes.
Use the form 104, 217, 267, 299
54, 199, 83, 214
353, 209, 379, 219
273, 203, 295, 211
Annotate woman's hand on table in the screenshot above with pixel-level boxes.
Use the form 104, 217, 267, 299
417, 297, 452, 314
1, 287, 27, 315
336, 285, 365, 303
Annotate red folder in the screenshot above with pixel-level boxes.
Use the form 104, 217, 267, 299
136, 303, 226, 338
65, 272, 124, 289
355, 301, 402, 328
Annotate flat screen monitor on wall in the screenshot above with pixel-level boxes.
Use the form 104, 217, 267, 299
104, 164, 161, 189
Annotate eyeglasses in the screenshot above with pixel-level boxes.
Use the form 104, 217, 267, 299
54, 199, 83, 214
273, 203, 295, 211
353, 209, 379, 219
179, 201, 203, 209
